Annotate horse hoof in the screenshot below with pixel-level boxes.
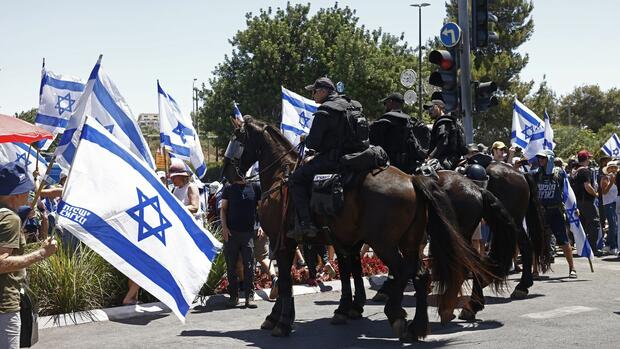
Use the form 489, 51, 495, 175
392, 318, 407, 340
347, 308, 363, 320
330, 313, 348, 325
510, 288, 529, 300
271, 324, 291, 337
458, 308, 476, 322
440, 312, 456, 324
261, 319, 276, 330
371, 292, 389, 302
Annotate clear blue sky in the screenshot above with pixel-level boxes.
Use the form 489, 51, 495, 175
1, 0, 618, 117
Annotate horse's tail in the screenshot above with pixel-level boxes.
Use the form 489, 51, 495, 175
411, 176, 496, 315
524, 172, 552, 273
480, 188, 519, 289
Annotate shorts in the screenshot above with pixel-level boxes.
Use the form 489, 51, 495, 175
544, 207, 569, 245
253, 232, 269, 260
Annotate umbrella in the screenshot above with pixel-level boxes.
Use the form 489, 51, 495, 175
0, 114, 53, 144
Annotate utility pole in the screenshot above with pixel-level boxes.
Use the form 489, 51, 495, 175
458, 0, 474, 144
411, 3, 431, 120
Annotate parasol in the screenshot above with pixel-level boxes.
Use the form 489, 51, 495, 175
0, 113, 53, 144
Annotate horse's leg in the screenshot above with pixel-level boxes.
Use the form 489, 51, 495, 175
271, 242, 297, 337
350, 249, 366, 319
460, 276, 485, 321
512, 228, 534, 299
407, 256, 430, 340
374, 248, 408, 339
332, 250, 353, 325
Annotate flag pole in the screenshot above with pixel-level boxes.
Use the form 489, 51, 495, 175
588, 256, 594, 273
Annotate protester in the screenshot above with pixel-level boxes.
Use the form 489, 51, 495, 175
221, 176, 261, 309
207, 181, 223, 227
601, 160, 619, 255
0, 162, 57, 348
169, 162, 201, 222
572, 150, 603, 256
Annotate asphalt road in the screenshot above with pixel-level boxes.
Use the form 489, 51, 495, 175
38, 255, 620, 348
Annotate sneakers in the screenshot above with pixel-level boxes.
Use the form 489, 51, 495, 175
569, 269, 577, 279
226, 296, 239, 308
245, 297, 258, 309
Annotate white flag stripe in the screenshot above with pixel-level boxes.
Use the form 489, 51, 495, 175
543, 110, 555, 151
281, 86, 318, 146
58, 118, 220, 322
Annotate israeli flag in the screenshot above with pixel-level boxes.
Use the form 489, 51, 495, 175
158, 81, 207, 178
542, 110, 555, 151
0, 143, 49, 183
562, 175, 594, 259
57, 118, 221, 322
601, 133, 620, 158
233, 101, 243, 122
56, 56, 155, 170
281, 86, 318, 146
35, 68, 85, 150
511, 99, 544, 160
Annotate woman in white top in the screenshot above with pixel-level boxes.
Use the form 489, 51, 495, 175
169, 162, 201, 222
600, 160, 618, 255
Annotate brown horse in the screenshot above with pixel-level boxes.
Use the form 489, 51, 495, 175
221, 117, 493, 340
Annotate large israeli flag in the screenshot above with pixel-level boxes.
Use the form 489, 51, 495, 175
542, 110, 555, 151
158, 81, 207, 178
562, 175, 594, 259
281, 86, 318, 146
57, 118, 221, 322
511, 99, 544, 160
0, 143, 49, 183
601, 133, 620, 158
233, 101, 243, 122
56, 56, 155, 170
35, 68, 85, 150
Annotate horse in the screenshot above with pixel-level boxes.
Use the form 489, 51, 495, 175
221, 116, 494, 340
485, 162, 552, 299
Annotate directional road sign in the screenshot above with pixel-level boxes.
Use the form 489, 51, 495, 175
440, 22, 461, 48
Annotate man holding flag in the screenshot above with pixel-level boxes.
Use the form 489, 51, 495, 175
574, 150, 603, 257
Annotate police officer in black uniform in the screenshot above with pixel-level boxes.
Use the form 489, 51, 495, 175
427, 99, 462, 170
289, 77, 351, 239
369, 92, 429, 174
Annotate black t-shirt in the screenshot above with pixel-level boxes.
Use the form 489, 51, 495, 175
221, 182, 261, 233
573, 167, 595, 202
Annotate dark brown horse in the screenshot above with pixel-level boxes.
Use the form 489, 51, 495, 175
221, 117, 493, 340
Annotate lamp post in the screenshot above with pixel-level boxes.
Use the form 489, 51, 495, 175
192, 78, 198, 126
410, 3, 430, 120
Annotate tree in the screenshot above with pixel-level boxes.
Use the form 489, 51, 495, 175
15, 108, 38, 124
445, 0, 535, 145
557, 85, 619, 131
524, 76, 559, 121
198, 3, 419, 149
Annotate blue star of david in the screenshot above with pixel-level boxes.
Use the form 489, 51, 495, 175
299, 111, 311, 129
613, 148, 619, 156
104, 125, 115, 133
125, 188, 172, 245
521, 125, 537, 140
172, 121, 193, 144
54, 93, 76, 115
565, 204, 580, 225
16, 153, 31, 167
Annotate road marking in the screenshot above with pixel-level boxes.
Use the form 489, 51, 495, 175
522, 306, 597, 319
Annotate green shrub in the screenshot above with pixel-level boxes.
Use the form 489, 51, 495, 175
27, 241, 125, 316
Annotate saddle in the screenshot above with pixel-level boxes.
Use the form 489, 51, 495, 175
309, 145, 389, 217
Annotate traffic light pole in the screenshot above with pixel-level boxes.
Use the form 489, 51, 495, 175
458, 0, 474, 144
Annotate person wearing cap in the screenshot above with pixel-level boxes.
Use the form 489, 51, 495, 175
427, 99, 464, 170
369, 92, 429, 173
533, 150, 577, 278
289, 77, 365, 239
600, 160, 619, 255
207, 181, 223, 227
0, 162, 57, 348
573, 149, 603, 256
169, 162, 201, 222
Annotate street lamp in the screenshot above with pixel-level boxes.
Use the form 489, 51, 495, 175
192, 78, 198, 127
410, 3, 431, 120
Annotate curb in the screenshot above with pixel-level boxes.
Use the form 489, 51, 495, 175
39, 275, 388, 330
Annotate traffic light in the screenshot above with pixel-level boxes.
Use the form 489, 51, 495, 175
471, 0, 498, 48
428, 49, 459, 112
474, 81, 498, 111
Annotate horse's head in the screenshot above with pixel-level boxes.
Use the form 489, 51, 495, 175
221, 116, 265, 183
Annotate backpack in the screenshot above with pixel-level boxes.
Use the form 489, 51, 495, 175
437, 116, 468, 156
342, 99, 369, 152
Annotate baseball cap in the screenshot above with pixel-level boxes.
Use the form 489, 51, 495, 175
0, 162, 35, 196
577, 150, 592, 162
304, 77, 335, 91
380, 92, 405, 103
492, 141, 507, 150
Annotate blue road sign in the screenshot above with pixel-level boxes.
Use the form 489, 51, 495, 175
440, 22, 461, 48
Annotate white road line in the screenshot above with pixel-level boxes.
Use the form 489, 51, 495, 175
522, 306, 598, 319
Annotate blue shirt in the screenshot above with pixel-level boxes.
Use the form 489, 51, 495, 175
535, 168, 566, 206
222, 182, 261, 233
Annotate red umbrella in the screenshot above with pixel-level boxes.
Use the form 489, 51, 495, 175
0, 114, 53, 144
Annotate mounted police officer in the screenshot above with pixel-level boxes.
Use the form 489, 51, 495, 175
289, 77, 365, 239
426, 99, 466, 170
369, 92, 429, 174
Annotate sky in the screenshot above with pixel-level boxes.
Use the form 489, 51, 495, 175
1, 0, 618, 118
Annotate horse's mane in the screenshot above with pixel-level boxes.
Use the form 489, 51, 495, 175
244, 116, 297, 155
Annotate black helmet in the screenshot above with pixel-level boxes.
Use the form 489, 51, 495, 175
465, 164, 489, 182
